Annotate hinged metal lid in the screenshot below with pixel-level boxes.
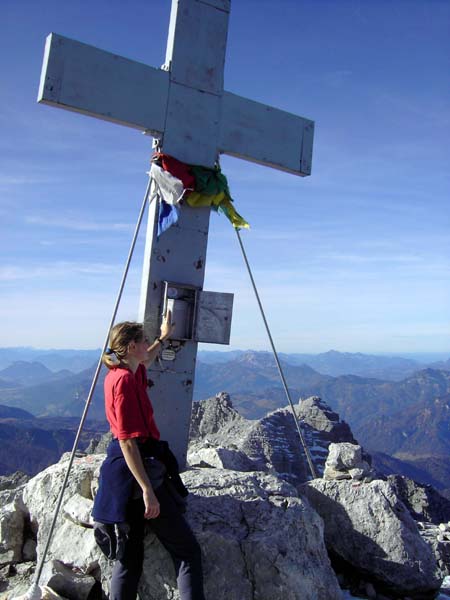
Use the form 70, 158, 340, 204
193, 291, 233, 344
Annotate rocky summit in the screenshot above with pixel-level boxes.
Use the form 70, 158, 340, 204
188, 393, 357, 485
1, 393, 449, 600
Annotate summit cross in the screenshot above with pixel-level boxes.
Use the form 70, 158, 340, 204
38, 0, 314, 465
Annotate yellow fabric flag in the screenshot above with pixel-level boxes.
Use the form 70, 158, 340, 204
186, 191, 226, 207
186, 191, 250, 229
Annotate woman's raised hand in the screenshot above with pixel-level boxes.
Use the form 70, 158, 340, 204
160, 309, 176, 342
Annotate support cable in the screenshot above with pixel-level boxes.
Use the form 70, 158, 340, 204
27, 175, 155, 598
235, 229, 318, 480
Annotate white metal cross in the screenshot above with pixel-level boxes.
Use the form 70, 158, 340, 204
38, 0, 314, 465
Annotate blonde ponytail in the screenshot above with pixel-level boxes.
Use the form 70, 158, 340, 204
101, 321, 144, 370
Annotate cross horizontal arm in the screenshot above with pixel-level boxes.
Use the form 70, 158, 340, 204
220, 92, 314, 176
38, 33, 314, 176
38, 34, 169, 135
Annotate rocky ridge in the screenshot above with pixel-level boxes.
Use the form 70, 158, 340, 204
188, 393, 357, 485
0, 393, 449, 600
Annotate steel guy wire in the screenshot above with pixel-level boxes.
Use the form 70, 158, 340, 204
28, 175, 155, 597
235, 228, 318, 480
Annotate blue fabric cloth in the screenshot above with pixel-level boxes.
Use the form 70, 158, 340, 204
158, 198, 179, 237
92, 439, 135, 524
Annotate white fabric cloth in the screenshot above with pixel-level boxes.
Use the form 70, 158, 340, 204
149, 162, 187, 205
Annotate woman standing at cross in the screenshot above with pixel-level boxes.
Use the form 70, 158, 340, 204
93, 314, 205, 600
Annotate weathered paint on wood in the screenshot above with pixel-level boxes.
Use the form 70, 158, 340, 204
220, 92, 315, 176
165, 0, 230, 95
38, 30, 314, 174
38, 34, 169, 135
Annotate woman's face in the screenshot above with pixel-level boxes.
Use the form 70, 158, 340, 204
129, 335, 151, 361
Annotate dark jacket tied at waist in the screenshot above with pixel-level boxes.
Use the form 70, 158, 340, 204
92, 438, 188, 524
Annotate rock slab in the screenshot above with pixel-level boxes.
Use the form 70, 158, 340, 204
300, 478, 442, 595
140, 468, 342, 600
18, 454, 342, 600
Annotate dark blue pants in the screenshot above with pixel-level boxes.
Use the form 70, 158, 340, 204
110, 484, 205, 600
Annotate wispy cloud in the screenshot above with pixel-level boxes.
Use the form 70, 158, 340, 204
0, 174, 62, 186
316, 252, 424, 265
25, 215, 133, 232
0, 262, 122, 281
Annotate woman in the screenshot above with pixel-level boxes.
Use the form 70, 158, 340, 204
92, 317, 205, 600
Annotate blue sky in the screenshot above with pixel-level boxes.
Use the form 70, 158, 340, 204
1, 0, 449, 353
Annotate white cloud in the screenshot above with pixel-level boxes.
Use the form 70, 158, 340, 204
0, 262, 122, 281
0, 174, 62, 186
25, 215, 133, 232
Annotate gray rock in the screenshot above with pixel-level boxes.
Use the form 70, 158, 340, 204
0, 472, 29, 492
418, 522, 450, 579
0, 473, 30, 507
41, 560, 97, 600
324, 443, 376, 482
62, 494, 94, 527
187, 446, 254, 471
387, 475, 450, 525
296, 396, 356, 443
140, 468, 342, 600
300, 478, 442, 595
22, 538, 37, 563
326, 442, 362, 470
11, 583, 69, 600
189, 392, 247, 441
296, 396, 357, 475
190, 394, 360, 486
85, 432, 113, 455
238, 408, 312, 485
21, 454, 342, 600
0, 499, 26, 565
348, 468, 366, 481
323, 467, 351, 481
22, 452, 107, 584
0, 561, 36, 599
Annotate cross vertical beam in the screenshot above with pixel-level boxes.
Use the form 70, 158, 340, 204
138, 1, 231, 464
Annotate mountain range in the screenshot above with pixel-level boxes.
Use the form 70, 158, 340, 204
0, 361, 73, 386
3, 346, 450, 379
0, 348, 100, 373
0, 347, 448, 495
0, 410, 108, 475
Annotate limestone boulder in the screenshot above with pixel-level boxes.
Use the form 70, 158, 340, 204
21, 452, 111, 594
0, 499, 26, 565
62, 494, 94, 528
300, 478, 442, 595
85, 432, 113, 455
9, 582, 69, 600
187, 446, 254, 471
40, 560, 97, 600
326, 442, 363, 470
23, 453, 103, 543
0, 562, 36, 599
387, 475, 450, 525
189, 392, 245, 440
418, 521, 450, 580
140, 468, 342, 600
0, 473, 30, 511
20, 453, 342, 600
323, 443, 376, 482
189, 394, 361, 485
